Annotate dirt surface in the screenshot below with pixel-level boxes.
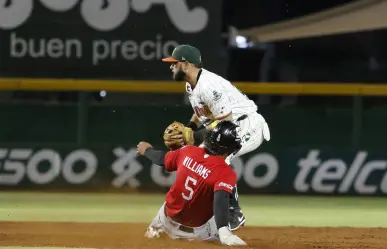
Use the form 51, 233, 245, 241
1, 221, 386, 249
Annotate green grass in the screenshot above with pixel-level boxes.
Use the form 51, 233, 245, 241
0, 192, 387, 227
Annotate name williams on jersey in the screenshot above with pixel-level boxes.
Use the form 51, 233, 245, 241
182, 156, 211, 179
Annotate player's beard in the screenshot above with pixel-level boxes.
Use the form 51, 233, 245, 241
173, 69, 186, 81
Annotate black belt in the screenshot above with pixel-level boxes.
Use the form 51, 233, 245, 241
164, 206, 194, 233
178, 225, 194, 234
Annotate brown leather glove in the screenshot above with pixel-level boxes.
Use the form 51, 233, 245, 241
163, 121, 194, 150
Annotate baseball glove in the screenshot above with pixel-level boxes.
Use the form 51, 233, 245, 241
163, 121, 194, 150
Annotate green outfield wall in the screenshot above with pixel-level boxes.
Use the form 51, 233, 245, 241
0, 103, 385, 148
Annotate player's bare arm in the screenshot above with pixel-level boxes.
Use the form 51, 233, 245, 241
187, 113, 201, 130
187, 112, 213, 145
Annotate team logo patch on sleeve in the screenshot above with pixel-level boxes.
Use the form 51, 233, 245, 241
219, 182, 233, 190
212, 90, 222, 101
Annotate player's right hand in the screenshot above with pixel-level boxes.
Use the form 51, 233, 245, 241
136, 141, 152, 155
218, 227, 247, 246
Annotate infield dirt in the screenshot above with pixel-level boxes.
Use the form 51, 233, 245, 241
0, 221, 386, 249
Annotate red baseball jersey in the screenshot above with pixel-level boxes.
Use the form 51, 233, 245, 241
163, 145, 237, 227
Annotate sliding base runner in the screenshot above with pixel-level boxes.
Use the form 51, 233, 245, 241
137, 121, 247, 246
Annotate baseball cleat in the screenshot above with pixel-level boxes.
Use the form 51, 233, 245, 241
228, 208, 246, 231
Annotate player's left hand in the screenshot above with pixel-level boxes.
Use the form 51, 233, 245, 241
170, 134, 184, 144
136, 141, 152, 155
218, 227, 247, 246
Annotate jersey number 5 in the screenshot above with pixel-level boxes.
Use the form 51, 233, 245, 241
182, 176, 197, 200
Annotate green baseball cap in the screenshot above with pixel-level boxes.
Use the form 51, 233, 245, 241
162, 44, 202, 65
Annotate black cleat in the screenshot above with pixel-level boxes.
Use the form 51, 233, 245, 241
228, 208, 246, 231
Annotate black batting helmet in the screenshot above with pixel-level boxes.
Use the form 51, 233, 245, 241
204, 120, 242, 156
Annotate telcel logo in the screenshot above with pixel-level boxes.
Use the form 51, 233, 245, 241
294, 150, 387, 194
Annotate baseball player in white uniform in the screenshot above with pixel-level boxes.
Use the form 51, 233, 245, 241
162, 44, 270, 231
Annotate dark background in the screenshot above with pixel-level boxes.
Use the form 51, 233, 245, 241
0, 0, 385, 146
0, 0, 386, 195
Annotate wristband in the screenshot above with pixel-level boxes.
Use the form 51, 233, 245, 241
186, 121, 198, 131
207, 120, 220, 130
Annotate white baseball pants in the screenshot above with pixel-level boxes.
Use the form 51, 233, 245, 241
226, 112, 270, 164
145, 202, 219, 241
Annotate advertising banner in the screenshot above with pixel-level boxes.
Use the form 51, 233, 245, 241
0, 145, 386, 196
0, 0, 224, 79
